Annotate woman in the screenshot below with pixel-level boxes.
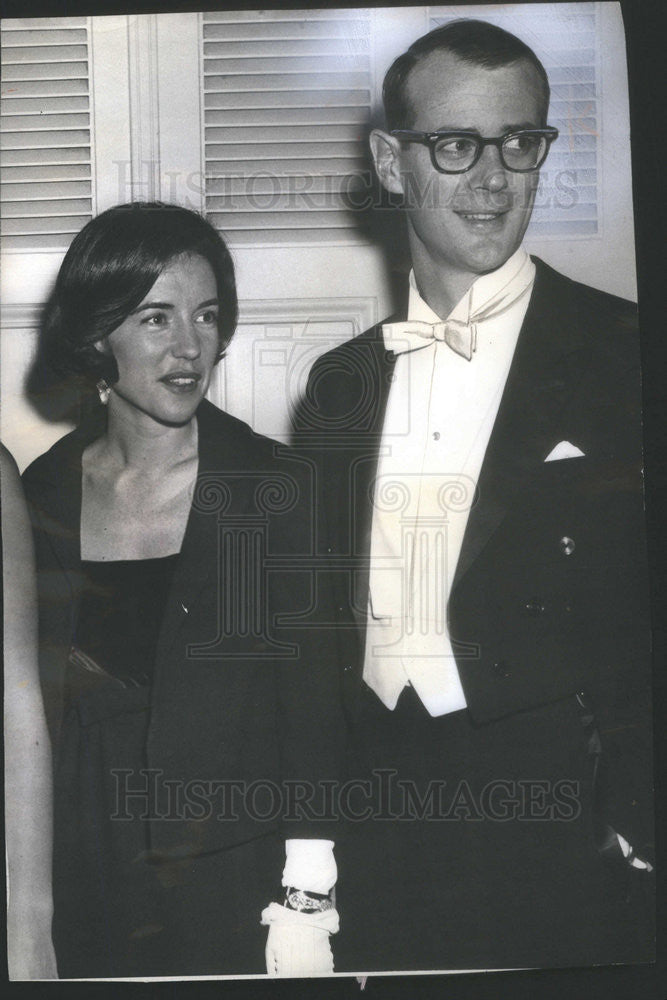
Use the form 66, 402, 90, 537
3, 444, 58, 980
22, 203, 342, 978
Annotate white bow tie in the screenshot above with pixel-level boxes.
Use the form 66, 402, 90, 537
382, 318, 478, 361
382, 255, 536, 362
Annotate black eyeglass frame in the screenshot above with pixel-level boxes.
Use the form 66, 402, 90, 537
389, 127, 559, 174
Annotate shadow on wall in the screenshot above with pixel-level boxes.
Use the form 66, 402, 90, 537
288, 110, 409, 439
342, 108, 411, 294
289, 109, 411, 442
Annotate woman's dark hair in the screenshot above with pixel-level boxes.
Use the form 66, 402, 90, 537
383, 19, 550, 131
44, 202, 238, 383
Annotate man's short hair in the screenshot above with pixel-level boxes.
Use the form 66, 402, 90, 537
383, 19, 550, 131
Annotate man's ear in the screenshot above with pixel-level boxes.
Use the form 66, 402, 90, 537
369, 128, 405, 196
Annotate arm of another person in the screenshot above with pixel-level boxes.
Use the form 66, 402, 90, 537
260, 458, 345, 976
2, 445, 58, 979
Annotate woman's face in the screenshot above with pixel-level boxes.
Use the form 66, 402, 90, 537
100, 253, 221, 428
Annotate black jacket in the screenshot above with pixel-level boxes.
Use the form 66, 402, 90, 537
23, 399, 345, 856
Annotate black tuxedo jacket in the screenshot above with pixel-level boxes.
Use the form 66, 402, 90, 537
23, 399, 344, 857
293, 257, 652, 857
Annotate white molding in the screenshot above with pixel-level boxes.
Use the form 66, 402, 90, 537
1, 303, 42, 330
127, 14, 161, 201
89, 16, 132, 213
155, 13, 203, 211
237, 296, 377, 333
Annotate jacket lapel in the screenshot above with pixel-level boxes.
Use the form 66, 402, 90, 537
154, 402, 263, 663
321, 326, 397, 635
452, 258, 590, 590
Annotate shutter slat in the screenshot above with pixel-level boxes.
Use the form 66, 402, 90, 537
551, 99, 597, 113
546, 66, 596, 85
207, 143, 362, 160
204, 106, 367, 127
2, 44, 88, 63
530, 222, 597, 235
551, 117, 596, 133
3, 62, 89, 82
2, 214, 91, 235
204, 10, 370, 23
203, 39, 369, 58
206, 124, 363, 144
3, 197, 92, 218
204, 57, 369, 75
2, 164, 91, 182
2, 147, 90, 167
546, 48, 596, 65
207, 174, 361, 197
549, 150, 597, 164
204, 89, 368, 110
204, 71, 370, 90
2, 180, 92, 200
534, 201, 597, 216
203, 19, 370, 41
1, 25, 87, 43
1, 113, 90, 130
553, 134, 597, 152
0, 79, 88, 97
1, 129, 91, 149
5, 232, 86, 250
206, 157, 366, 176
551, 84, 597, 99
0, 95, 90, 114
208, 193, 356, 212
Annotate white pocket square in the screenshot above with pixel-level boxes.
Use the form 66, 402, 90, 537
544, 440, 586, 462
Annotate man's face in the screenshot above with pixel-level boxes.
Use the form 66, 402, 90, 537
377, 52, 547, 287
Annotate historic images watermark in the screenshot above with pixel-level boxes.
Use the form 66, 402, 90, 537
111, 768, 581, 824
114, 161, 579, 214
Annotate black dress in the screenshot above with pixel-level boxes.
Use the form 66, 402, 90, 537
53, 556, 281, 979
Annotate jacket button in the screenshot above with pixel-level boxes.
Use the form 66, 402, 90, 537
343, 665, 352, 672
492, 660, 510, 679
559, 536, 575, 555
524, 598, 545, 616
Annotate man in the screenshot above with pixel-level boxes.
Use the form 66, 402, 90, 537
293, 20, 654, 972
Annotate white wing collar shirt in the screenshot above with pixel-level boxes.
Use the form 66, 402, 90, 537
363, 248, 536, 716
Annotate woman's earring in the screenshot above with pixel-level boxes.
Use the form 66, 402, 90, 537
96, 379, 111, 405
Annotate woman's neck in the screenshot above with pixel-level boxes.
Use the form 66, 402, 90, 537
98, 396, 199, 473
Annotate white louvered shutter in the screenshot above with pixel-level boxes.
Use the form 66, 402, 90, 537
1, 17, 93, 251
429, 3, 600, 237
202, 9, 372, 245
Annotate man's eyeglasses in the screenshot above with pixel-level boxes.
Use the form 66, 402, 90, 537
390, 127, 559, 174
